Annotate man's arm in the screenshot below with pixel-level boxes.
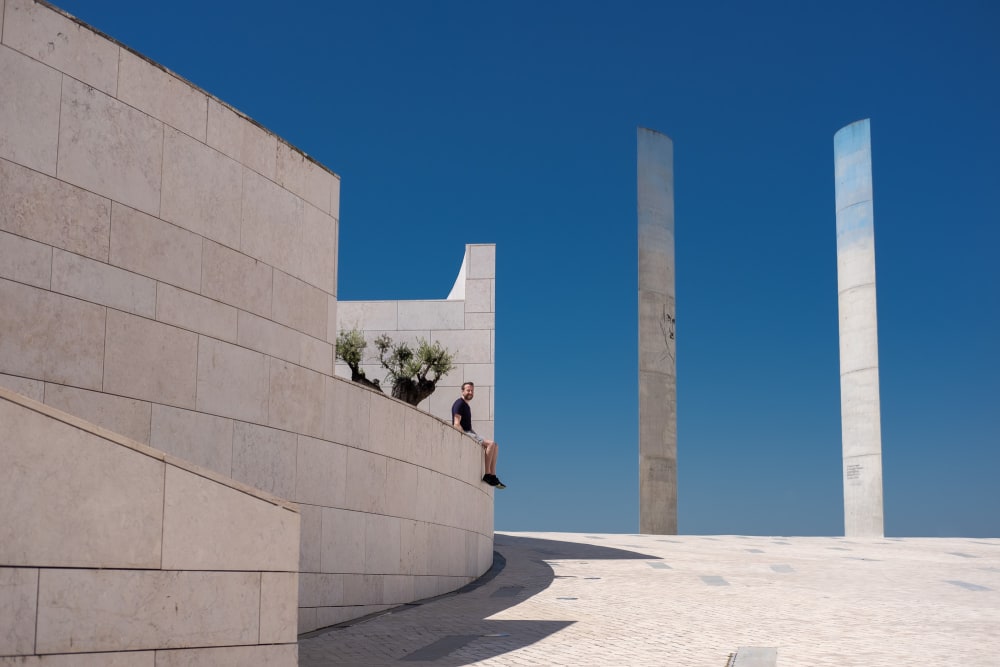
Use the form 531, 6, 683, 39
453, 412, 464, 431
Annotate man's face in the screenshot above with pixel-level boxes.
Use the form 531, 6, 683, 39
462, 384, 475, 401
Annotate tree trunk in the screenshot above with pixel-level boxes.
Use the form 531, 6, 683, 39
391, 378, 437, 406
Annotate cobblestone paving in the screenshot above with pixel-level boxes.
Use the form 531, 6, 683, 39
299, 532, 1000, 666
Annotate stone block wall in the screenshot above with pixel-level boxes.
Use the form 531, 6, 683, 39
336, 244, 496, 439
0, 387, 301, 664
0, 0, 494, 648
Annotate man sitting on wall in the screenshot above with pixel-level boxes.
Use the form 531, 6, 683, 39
452, 382, 505, 489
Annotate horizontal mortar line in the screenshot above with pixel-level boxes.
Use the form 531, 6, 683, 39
838, 282, 876, 296
841, 365, 879, 376
836, 199, 874, 214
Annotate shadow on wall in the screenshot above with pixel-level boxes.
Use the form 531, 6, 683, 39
300, 534, 660, 665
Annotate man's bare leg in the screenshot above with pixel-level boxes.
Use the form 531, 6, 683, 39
484, 441, 498, 476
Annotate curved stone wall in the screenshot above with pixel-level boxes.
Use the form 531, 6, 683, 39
0, 0, 494, 650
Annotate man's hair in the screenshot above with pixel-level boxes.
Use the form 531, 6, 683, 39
461, 381, 475, 389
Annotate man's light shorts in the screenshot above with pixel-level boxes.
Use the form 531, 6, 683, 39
465, 430, 484, 445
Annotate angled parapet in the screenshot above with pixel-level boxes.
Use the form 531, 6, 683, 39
637, 127, 677, 535
336, 244, 496, 440
834, 118, 885, 537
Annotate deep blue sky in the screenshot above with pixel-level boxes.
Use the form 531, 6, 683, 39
56, 0, 999, 537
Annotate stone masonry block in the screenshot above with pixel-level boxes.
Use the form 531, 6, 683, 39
44, 383, 151, 444
298, 572, 344, 608
3, 0, 119, 95
0, 228, 52, 289
342, 574, 382, 606
337, 300, 397, 331
397, 300, 465, 330
196, 336, 269, 423
111, 202, 203, 293
201, 240, 273, 318
367, 392, 406, 458
638, 289, 676, 375
58, 78, 162, 216
432, 329, 492, 364
345, 447, 387, 514
469, 244, 495, 279
464, 311, 494, 330
35, 569, 260, 653
464, 279, 492, 313
161, 465, 298, 571
838, 285, 879, 374
156, 283, 238, 343
51, 248, 156, 318
321, 507, 366, 574
324, 377, 370, 449
0, 43, 61, 174
0, 397, 163, 567
237, 310, 300, 365
231, 421, 297, 500
161, 127, 243, 250
399, 519, 429, 576
150, 404, 233, 476
298, 504, 322, 573
382, 575, 414, 604
104, 310, 198, 408
463, 363, 494, 387
260, 572, 298, 644
0, 567, 37, 655
272, 269, 328, 339
300, 201, 337, 294
117, 49, 207, 141
155, 645, 297, 667
300, 334, 333, 376
0, 278, 106, 390
268, 360, 325, 439
0, 157, 111, 261
206, 98, 277, 180
276, 140, 333, 215
385, 457, 419, 520
240, 169, 301, 281
296, 435, 347, 508
327, 294, 338, 343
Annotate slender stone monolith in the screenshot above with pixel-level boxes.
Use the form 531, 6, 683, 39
834, 118, 885, 537
637, 127, 677, 535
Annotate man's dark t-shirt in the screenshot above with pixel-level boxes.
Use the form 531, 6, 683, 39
451, 398, 472, 432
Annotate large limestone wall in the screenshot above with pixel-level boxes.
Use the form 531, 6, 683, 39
0, 0, 494, 644
0, 387, 301, 664
337, 244, 496, 439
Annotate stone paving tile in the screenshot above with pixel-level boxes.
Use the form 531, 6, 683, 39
298, 532, 1000, 666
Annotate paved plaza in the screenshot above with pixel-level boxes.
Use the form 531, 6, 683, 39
299, 531, 1000, 666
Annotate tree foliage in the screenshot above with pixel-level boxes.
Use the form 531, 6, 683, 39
335, 328, 455, 406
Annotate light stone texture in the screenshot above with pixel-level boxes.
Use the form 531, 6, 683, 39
240, 168, 302, 283
272, 269, 328, 339
385, 458, 419, 520
58, 78, 162, 216
276, 140, 333, 215
260, 572, 298, 643
0, 157, 111, 262
150, 404, 233, 476
637, 127, 677, 535
295, 435, 347, 507
2, 0, 118, 95
364, 513, 402, 575
0, 567, 37, 655
117, 49, 207, 141
0, 372, 43, 401
156, 283, 238, 343
51, 248, 156, 318
432, 329, 492, 364
155, 644, 297, 667
0, 396, 163, 568
298, 573, 344, 608
35, 569, 260, 653
161, 127, 243, 249
231, 421, 297, 499
206, 98, 277, 180
398, 300, 465, 330
0, 652, 154, 666
321, 508, 366, 574
201, 240, 273, 318
161, 466, 299, 571
834, 118, 884, 538
0, 43, 61, 174
345, 447, 387, 515
327, 294, 339, 343
337, 300, 397, 331
298, 504, 322, 573
43, 383, 151, 444
343, 574, 383, 606
300, 334, 334, 376
0, 228, 52, 289
237, 310, 301, 364
300, 202, 337, 294
468, 244, 495, 279
465, 311, 494, 329
196, 337, 269, 423
324, 376, 370, 449
0, 278, 106, 390
368, 392, 406, 458
464, 279, 492, 313
110, 202, 202, 293
104, 310, 198, 409
268, 360, 325, 439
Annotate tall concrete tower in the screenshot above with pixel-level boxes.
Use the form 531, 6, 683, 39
637, 127, 677, 535
834, 118, 885, 537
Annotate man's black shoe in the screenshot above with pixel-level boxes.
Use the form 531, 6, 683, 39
493, 477, 506, 489
483, 474, 498, 485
